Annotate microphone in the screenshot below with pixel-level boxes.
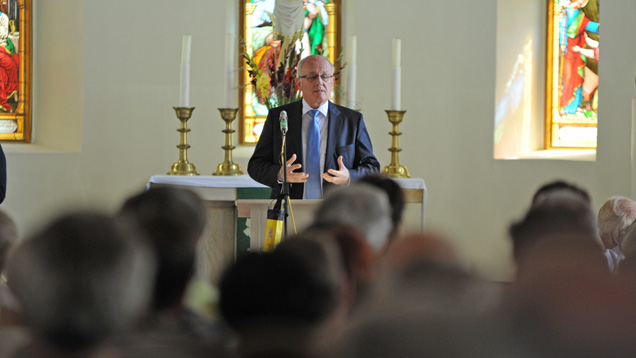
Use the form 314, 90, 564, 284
279, 110, 288, 134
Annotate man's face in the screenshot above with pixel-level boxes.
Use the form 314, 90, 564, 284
296, 56, 334, 109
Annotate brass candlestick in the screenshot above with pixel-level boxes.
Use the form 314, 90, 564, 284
213, 108, 244, 176
382, 110, 411, 178
168, 107, 199, 176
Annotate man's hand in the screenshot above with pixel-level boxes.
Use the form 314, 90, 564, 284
322, 155, 350, 185
278, 154, 308, 183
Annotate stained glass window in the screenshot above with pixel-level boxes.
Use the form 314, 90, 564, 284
239, 0, 340, 144
546, 0, 599, 149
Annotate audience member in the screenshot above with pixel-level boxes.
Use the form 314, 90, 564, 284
509, 199, 604, 276
617, 220, 636, 275
621, 220, 636, 258
364, 232, 499, 319
336, 312, 521, 358
510, 180, 601, 267
501, 244, 636, 358
0, 209, 26, 357
313, 183, 392, 252
357, 175, 405, 242
303, 224, 376, 313
336, 232, 508, 358
120, 334, 231, 358
530, 179, 591, 209
219, 236, 344, 357
382, 231, 458, 270
6, 212, 156, 358
118, 187, 228, 346
0, 326, 29, 358
510, 198, 600, 254
597, 196, 636, 271
0, 209, 19, 327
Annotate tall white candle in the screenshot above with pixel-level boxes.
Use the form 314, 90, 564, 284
347, 35, 357, 109
224, 33, 236, 108
179, 34, 192, 107
392, 38, 401, 67
347, 65, 357, 109
391, 38, 401, 111
350, 35, 357, 66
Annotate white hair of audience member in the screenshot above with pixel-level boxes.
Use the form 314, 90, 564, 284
314, 183, 393, 251
597, 196, 636, 249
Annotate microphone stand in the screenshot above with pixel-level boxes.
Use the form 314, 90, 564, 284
280, 130, 290, 241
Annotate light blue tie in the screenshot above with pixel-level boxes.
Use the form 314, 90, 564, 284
306, 109, 322, 199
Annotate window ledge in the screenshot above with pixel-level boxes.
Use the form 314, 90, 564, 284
503, 149, 596, 161
2, 143, 81, 154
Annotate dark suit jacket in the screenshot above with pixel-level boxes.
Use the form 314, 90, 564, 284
248, 100, 380, 199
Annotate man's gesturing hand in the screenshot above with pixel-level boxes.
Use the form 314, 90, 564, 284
277, 154, 308, 183
322, 155, 350, 185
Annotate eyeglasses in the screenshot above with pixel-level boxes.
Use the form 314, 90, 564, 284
298, 74, 334, 82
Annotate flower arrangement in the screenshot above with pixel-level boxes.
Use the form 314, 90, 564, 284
243, 38, 302, 110
243, 35, 346, 110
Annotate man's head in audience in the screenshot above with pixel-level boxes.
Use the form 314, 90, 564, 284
6, 212, 155, 354
510, 180, 600, 265
303, 223, 376, 310
509, 198, 603, 273
502, 245, 636, 357
531, 180, 591, 209
357, 175, 405, 240
118, 186, 207, 313
314, 183, 393, 252
367, 232, 499, 318
219, 237, 344, 355
219, 239, 341, 330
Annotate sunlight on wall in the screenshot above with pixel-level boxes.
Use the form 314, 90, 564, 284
632, 99, 636, 199
494, 38, 535, 159
522, 40, 533, 152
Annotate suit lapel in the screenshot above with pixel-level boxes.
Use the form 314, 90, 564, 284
325, 101, 341, 171
288, 101, 303, 165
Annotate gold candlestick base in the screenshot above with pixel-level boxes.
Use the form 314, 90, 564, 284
382, 164, 411, 178
213, 162, 243, 175
169, 161, 199, 175
381, 110, 411, 178
213, 108, 244, 176
168, 107, 200, 176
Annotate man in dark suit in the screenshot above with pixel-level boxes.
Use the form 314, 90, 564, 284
248, 55, 380, 199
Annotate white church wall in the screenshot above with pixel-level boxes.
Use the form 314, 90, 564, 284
1, 0, 87, 237
1, 0, 635, 281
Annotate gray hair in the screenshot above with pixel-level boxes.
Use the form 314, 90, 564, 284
7, 212, 156, 350
314, 183, 392, 251
598, 196, 636, 248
